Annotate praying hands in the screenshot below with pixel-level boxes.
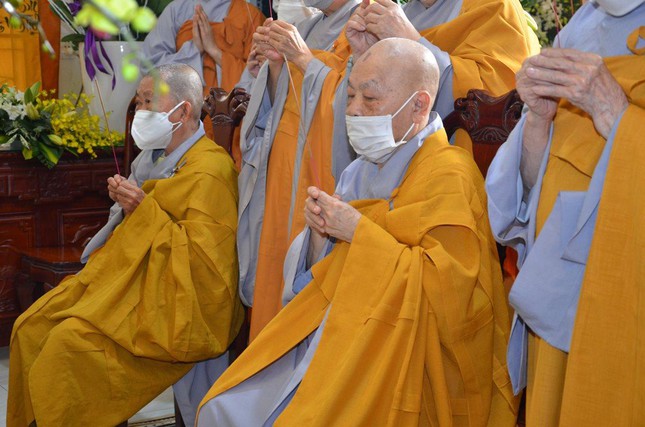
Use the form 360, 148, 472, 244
192, 5, 223, 65
107, 174, 146, 215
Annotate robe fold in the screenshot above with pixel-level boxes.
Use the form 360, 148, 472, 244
7, 137, 244, 427
486, 5, 645, 425
200, 130, 518, 426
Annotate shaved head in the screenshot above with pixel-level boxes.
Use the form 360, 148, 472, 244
355, 38, 439, 101
347, 38, 440, 141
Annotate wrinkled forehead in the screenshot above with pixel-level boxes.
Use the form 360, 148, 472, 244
349, 56, 396, 94
136, 77, 175, 110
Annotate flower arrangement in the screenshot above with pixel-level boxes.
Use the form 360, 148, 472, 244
0, 82, 123, 168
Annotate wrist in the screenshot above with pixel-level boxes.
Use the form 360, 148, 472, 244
293, 50, 314, 73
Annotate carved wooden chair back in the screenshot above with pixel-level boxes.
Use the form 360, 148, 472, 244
443, 89, 523, 176
202, 87, 250, 156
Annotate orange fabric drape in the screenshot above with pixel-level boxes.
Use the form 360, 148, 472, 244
0, 0, 41, 90
38, 0, 60, 92
176, 0, 264, 167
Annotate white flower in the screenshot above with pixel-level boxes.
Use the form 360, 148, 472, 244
5, 104, 26, 120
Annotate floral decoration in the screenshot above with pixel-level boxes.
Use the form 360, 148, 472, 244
0, 82, 123, 168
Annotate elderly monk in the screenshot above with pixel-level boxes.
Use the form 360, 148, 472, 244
6, 64, 243, 427
198, 38, 517, 426
240, 0, 539, 341
486, 2, 645, 426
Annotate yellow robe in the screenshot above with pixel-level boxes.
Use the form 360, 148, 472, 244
201, 131, 518, 426
7, 137, 244, 427
248, 0, 538, 340
524, 43, 645, 426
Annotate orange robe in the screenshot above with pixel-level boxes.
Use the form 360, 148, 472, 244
200, 129, 518, 426
248, 0, 538, 340
176, 0, 264, 166
522, 36, 645, 426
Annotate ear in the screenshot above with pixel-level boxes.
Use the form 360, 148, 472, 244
181, 102, 193, 122
411, 91, 432, 123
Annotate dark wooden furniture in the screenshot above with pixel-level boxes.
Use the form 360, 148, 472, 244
203, 87, 249, 156
0, 149, 125, 345
443, 89, 523, 176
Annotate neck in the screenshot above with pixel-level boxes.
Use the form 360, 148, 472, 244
165, 120, 199, 155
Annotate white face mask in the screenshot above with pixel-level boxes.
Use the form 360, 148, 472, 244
131, 101, 185, 150
593, 0, 644, 16
346, 91, 418, 164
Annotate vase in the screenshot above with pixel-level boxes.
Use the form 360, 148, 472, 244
79, 41, 142, 135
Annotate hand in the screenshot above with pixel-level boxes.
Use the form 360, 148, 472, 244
522, 48, 629, 139
246, 45, 267, 78
363, 0, 420, 41
304, 186, 361, 243
516, 55, 558, 123
253, 18, 283, 64
266, 20, 313, 72
345, 6, 378, 58
107, 174, 125, 203
192, 10, 204, 54
113, 179, 146, 215
195, 5, 222, 65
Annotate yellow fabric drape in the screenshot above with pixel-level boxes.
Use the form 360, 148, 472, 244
0, 0, 41, 90
525, 36, 645, 427
200, 131, 518, 426
7, 137, 244, 427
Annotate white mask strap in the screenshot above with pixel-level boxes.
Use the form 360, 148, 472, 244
393, 91, 419, 118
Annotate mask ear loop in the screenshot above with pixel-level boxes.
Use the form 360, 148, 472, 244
392, 91, 419, 143
166, 100, 187, 134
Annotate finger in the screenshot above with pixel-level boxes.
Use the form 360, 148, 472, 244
365, 1, 388, 15
540, 48, 600, 64
263, 17, 274, 26
332, 194, 342, 201
525, 66, 579, 86
314, 190, 336, 209
307, 186, 321, 200
346, 16, 366, 32
271, 20, 295, 31
304, 210, 326, 231
371, 0, 395, 9
305, 197, 322, 215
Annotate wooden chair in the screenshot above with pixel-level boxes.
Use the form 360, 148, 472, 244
443, 89, 523, 176
202, 87, 249, 155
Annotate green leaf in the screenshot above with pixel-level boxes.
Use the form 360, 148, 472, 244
38, 141, 63, 168
22, 147, 33, 160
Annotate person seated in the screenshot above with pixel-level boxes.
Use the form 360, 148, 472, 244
6, 63, 243, 427
238, 0, 539, 341
197, 38, 518, 426
486, 1, 645, 425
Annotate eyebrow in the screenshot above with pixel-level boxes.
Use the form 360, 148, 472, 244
136, 90, 154, 98
358, 79, 380, 91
